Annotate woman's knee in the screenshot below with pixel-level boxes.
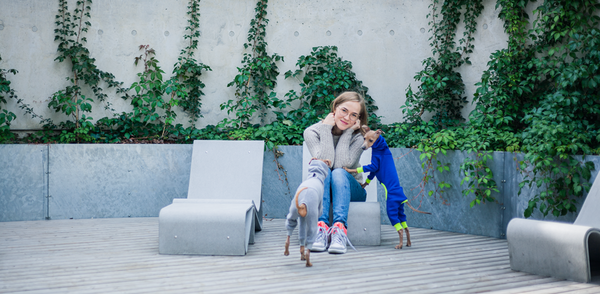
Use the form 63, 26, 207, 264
331, 168, 348, 180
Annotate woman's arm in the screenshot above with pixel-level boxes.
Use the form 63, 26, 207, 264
332, 128, 364, 169
303, 122, 335, 163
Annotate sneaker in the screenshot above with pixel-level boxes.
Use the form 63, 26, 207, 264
310, 221, 330, 252
327, 222, 356, 254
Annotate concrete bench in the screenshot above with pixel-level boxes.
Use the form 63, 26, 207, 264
302, 142, 381, 246
159, 140, 264, 255
507, 173, 600, 283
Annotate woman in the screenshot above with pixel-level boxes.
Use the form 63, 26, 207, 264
303, 91, 369, 254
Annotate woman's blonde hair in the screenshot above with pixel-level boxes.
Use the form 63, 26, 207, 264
330, 91, 369, 131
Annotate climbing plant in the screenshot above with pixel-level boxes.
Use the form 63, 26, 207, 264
414, 129, 455, 204
460, 149, 499, 208
280, 46, 380, 129
50, 0, 125, 142
402, 0, 484, 128
0, 55, 17, 143
470, 0, 535, 132
170, 0, 212, 124
515, 0, 600, 218
397, 0, 487, 207
221, 0, 285, 129
392, 0, 599, 215
466, 0, 599, 217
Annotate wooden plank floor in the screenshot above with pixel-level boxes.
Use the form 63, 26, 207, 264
1, 218, 599, 294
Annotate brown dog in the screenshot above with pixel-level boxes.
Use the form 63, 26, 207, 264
284, 158, 331, 266
344, 126, 430, 249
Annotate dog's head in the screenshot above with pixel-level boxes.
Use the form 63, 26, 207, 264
361, 126, 383, 150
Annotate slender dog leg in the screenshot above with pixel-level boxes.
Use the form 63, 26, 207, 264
305, 249, 312, 267
405, 228, 411, 247
284, 235, 290, 256
300, 246, 306, 260
395, 230, 403, 249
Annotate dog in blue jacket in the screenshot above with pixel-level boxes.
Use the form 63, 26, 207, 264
344, 126, 429, 249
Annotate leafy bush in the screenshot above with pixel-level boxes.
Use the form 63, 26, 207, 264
281, 46, 380, 129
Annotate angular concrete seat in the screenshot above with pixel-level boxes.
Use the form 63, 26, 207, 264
159, 140, 264, 255
507, 173, 600, 283
302, 142, 381, 246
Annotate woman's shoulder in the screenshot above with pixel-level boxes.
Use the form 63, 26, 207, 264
305, 121, 333, 133
344, 128, 364, 140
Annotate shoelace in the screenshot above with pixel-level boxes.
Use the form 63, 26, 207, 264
315, 226, 329, 244
328, 226, 357, 251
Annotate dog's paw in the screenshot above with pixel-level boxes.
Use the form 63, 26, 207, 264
395, 244, 403, 249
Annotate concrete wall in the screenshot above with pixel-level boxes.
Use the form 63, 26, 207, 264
0, 144, 192, 221
1, 144, 598, 239
0, 0, 507, 129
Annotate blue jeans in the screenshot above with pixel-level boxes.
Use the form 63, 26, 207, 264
319, 168, 367, 227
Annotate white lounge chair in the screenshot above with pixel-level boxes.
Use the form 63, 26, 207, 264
158, 140, 264, 255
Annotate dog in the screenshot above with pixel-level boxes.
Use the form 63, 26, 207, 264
284, 158, 331, 267
344, 126, 430, 249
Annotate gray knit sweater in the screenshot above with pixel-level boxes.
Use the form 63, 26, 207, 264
303, 122, 364, 182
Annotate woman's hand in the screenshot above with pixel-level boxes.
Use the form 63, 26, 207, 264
322, 113, 335, 126
351, 119, 361, 131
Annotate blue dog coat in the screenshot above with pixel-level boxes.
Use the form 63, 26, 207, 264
356, 135, 409, 231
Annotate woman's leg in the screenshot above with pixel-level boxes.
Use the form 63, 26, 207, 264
312, 168, 332, 252
318, 168, 332, 224
330, 168, 366, 227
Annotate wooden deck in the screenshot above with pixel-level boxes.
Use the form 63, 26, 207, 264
1, 218, 599, 294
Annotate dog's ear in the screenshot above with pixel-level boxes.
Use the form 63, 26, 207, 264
376, 129, 384, 135
362, 125, 371, 132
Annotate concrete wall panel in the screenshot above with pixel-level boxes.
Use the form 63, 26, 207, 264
0, 144, 47, 221
261, 145, 303, 219
47, 144, 192, 219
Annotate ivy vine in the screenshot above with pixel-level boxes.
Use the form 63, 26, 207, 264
0, 55, 17, 143
221, 0, 284, 129
170, 0, 212, 124
402, 0, 484, 128
50, 0, 125, 142
398, 0, 486, 206
516, 0, 600, 218
281, 45, 380, 129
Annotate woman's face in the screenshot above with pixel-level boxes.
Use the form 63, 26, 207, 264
333, 101, 361, 131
